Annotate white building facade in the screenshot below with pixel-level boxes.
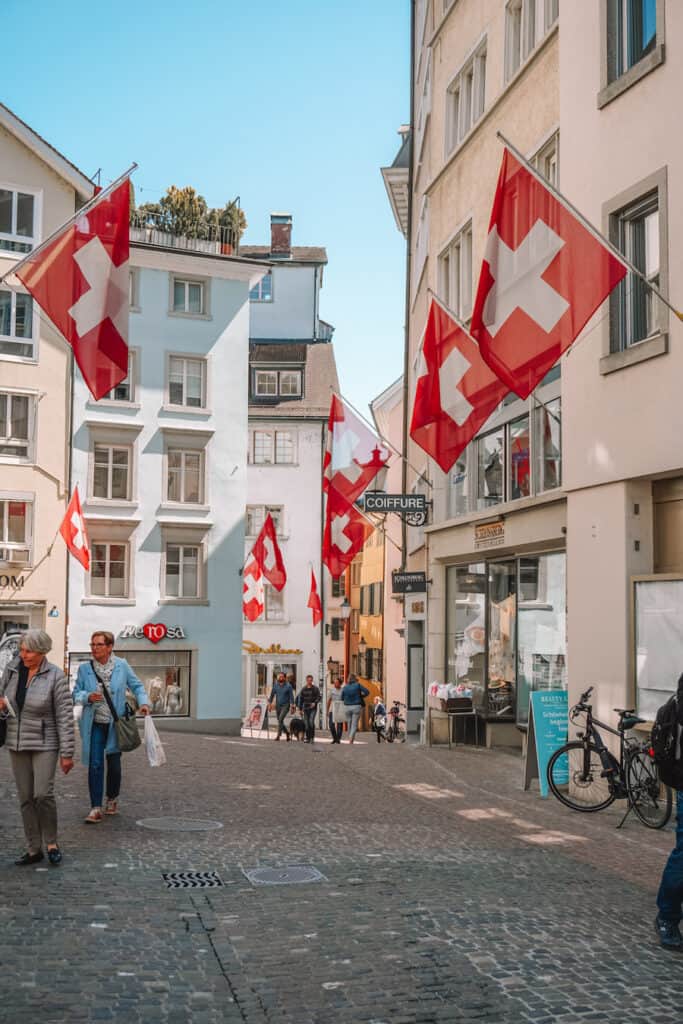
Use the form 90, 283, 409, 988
67, 236, 266, 732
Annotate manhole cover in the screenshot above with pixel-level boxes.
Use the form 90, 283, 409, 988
137, 817, 223, 832
243, 866, 326, 886
163, 871, 223, 889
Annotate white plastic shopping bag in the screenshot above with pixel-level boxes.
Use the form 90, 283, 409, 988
144, 715, 167, 768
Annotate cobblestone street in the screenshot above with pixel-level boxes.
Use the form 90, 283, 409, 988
1, 731, 682, 1023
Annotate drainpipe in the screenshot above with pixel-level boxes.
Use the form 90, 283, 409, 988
401, 0, 416, 572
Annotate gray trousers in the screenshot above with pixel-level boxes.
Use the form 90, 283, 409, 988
9, 749, 59, 851
275, 704, 290, 737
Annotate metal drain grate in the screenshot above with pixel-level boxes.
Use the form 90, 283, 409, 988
163, 871, 224, 889
137, 817, 223, 832
243, 865, 326, 886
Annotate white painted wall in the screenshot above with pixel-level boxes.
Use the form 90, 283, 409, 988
249, 264, 317, 339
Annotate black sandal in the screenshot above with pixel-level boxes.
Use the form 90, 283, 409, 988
47, 847, 62, 866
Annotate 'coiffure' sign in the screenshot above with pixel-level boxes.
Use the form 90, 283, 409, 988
118, 623, 186, 644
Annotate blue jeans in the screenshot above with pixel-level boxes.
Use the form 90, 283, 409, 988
346, 706, 362, 741
302, 706, 316, 741
657, 790, 683, 923
89, 722, 122, 808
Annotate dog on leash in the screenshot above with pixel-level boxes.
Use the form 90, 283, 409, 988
289, 716, 306, 741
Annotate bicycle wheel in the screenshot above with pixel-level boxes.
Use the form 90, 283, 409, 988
547, 741, 616, 812
626, 750, 672, 829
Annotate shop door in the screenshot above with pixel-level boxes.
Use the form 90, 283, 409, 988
408, 644, 424, 710
487, 561, 516, 719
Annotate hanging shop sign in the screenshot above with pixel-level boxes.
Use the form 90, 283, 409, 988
118, 623, 187, 643
392, 571, 427, 594
0, 574, 25, 589
364, 492, 428, 527
242, 641, 303, 655
474, 520, 505, 550
523, 690, 569, 798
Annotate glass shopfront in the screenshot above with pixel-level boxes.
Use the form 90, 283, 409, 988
69, 649, 192, 717
446, 552, 566, 725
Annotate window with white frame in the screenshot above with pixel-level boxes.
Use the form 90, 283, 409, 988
446, 43, 486, 154
0, 498, 32, 564
279, 371, 302, 397
246, 504, 283, 536
249, 271, 272, 302
545, 0, 559, 29
265, 584, 284, 622
0, 187, 37, 254
129, 268, 140, 310
535, 397, 562, 492
413, 197, 429, 294
438, 221, 473, 319
171, 277, 206, 315
165, 543, 200, 599
0, 289, 34, 359
102, 351, 136, 403
252, 368, 303, 399
607, 0, 656, 83
448, 449, 469, 518
532, 132, 559, 188
415, 51, 432, 160
505, 0, 542, 80
168, 355, 206, 408
167, 449, 204, 504
92, 445, 131, 501
0, 392, 33, 460
250, 429, 295, 465
90, 542, 129, 598
610, 191, 659, 351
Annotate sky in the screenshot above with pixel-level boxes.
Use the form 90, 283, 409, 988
2, 0, 410, 415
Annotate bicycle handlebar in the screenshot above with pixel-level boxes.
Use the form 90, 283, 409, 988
578, 686, 594, 704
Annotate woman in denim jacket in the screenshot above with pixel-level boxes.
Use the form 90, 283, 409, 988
341, 674, 370, 745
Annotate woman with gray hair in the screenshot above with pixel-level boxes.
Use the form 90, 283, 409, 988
0, 629, 74, 866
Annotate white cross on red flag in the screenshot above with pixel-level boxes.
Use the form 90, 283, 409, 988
324, 394, 391, 505
242, 556, 264, 622
322, 484, 374, 580
410, 300, 508, 473
250, 513, 287, 591
307, 569, 323, 627
470, 149, 627, 398
15, 179, 131, 401
59, 486, 90, 570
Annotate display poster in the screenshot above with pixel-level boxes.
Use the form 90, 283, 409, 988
523, 690, 568, 798
243, 697, 268, 734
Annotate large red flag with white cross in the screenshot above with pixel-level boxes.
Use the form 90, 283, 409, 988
59, 486, 90, 570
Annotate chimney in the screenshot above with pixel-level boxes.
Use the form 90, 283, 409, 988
270, 213, 292, 257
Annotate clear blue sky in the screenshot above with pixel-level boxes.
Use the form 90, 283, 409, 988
3, 0, 409, 415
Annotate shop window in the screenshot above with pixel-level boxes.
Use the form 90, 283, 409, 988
0, 288, 35, 359
634, 578, 683, 719
0, 186, 37, 254
509, 415, 531, 500
167, 449, 204, 504
168, 355, 207, 409
0, 498, 32, 565
487, 562, 517, 720
517, 553, 567, 725
164, 544, 200, 600
90, 542, 129, 599
535, 397, 561, 492
610, 191, 659, 352
476, 428, 504, 509
70, 649, 191, 717
448, 450, 469, 518
246, 504, 283, 537
92, 445, 131, 501
446, 563, 487, 711
0, 392, 33, 460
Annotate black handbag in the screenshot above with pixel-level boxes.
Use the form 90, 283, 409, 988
0, 716, 6, 748
94, 663, 141, 753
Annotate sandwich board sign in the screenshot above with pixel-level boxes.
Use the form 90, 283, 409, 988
523, 690, 568, 798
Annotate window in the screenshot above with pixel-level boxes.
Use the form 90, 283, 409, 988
171, 277, 206, 315
90, 542, 129, 598
351, 562, 361, 586
477, 428, 504, 509
610, 191, 659, 351
438, 222, 473, 319
533, 132, 559, 188
448, 450, 469, 518
351, 608, 360, 633
102, 351, 136, 403
168, 356, 206, 409
413, 197, 429, 295
0, 392, 32, 459
446, 45, 486, 153
545, 0, 559, 29
252, 368, 303, 399
0, 289, 34, 359
250, 429, 295, 465
331, 573, 346, 598
330, 618, 343, 642
129, 269, 140, 310
165, 544, 199, 599
535, 398, 561, 492
265, 584, 284, 622
0, 187, 37, 254
250, 271, 273, 302
509, 415, 531, 500
505, 0, 541, 80
167, 449, 203, 504
607, 0, 656, 82
0, 499, 31, 564
246, 505, 283, 536
92, 445, 130, 500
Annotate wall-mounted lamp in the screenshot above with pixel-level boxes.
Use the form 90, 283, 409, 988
338, 597, 351, 621
48, 605, 59, 618
358, 636, 368, 656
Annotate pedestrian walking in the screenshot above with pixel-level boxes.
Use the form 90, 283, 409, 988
341, 673, 370, 744
654, 673, 683, 950
296, 675, 321, 742
72, 631, 150, 824
0, 629, 74, 866
269, 672, 295, 741
327, 676, 345, 744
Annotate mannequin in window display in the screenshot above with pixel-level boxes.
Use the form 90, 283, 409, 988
163, 669, 183, 715
147, 677, 165, 715
484, 447, 503, 501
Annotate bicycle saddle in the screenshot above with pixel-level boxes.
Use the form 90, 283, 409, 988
614, 708, 635, 715
620, 714, 647, 729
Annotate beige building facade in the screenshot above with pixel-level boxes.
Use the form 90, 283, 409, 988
0, 104, 93, 672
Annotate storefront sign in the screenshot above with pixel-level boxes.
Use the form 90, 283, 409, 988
523, 690, 569, 798
0, 574, 24, 589
365, 492, 426, 513
242, 641, 303, 655
392, 571, 427, 594
474, 520, 505, 549
119, 624, 187, 642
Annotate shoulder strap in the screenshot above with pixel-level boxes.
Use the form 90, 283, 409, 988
91, 661, 119, 722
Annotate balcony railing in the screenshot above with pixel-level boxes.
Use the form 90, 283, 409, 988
316, 319, 335, 341
129, 211, 239, 256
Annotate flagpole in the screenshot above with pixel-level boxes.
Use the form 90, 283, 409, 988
333, 389, 431, 489
0, 163, 138, 287
496, 132, 683, 323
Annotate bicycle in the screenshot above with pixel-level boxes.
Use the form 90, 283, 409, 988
546, 686, 672, 829
385, 700, 406, 743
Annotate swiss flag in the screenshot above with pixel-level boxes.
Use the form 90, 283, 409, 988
243, 556, 264, 622
15, 179, 131, 401
59, 486, 90, 570
307, 569, 323, 627
324, 395, 391, 504
250, 513, 287, 591
410, 300, 508, 473
322, 484, 374, 579
470, 149, 627, 398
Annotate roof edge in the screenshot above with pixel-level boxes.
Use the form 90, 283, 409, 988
0, 103, 95, 201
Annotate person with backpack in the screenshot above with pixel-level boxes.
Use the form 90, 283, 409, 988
652, 673, 683, 950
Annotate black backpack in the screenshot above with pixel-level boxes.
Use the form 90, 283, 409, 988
651, 688, 683, 791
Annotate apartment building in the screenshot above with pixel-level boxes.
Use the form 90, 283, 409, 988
0, 103, 94, 673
